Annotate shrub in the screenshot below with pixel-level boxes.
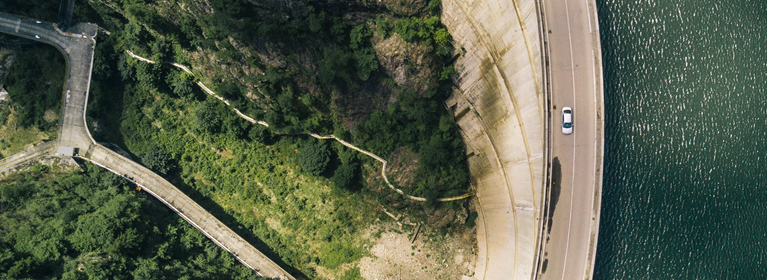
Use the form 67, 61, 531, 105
141, 147, 174, 175
466, 211, 479, 227
332, 163, 359, 190
320, 243, 360, 269
298, 140, 331, 176
194, 100, 221, 133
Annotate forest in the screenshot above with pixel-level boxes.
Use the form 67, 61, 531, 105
0, 164, 266, 279
1, 0, 470, 200
0, 43, 65, 132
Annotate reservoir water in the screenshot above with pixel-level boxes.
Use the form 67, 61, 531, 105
594, 0, 767, 278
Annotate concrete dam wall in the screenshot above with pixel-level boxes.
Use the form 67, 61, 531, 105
441, 0, 545, 279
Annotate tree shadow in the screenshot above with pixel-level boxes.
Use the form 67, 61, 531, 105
164, 173, 309, 280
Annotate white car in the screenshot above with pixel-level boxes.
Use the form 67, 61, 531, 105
36, 21, 41, 24
561, 107, 573, 135
35, 35, 40, 39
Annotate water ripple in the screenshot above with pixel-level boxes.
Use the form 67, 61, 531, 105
595, 0, 767, 279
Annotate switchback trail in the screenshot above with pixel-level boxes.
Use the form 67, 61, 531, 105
125, 50, 473, 202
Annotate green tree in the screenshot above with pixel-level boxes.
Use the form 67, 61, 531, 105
142, 147, 175, 174
298, 140, 331, 176
132, 259, 162, 280
0, 165, 266, 279
318, 48, 351, 84
353, 48, 379, 81
332, 162, 359, 190
118, 55, 135, 81
135, 61, 158, 90
217, 81, 242, 101
194, 100, 222, 133
171, 74, 195, 98
0, 45, 64, 130
349, 24, 372, 50
248, 125, 272, 144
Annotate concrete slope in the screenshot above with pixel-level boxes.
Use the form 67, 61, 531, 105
441, 0, 545, 279
87, 145, 295, 280
58, 0, 76, 28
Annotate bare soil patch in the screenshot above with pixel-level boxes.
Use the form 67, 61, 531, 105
358, 223, 476, 280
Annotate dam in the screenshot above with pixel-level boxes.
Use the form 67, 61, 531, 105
441, 0, 604, 279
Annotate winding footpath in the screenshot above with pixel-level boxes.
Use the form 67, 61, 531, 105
125, 50, 472, 202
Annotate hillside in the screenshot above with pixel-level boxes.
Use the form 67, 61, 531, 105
0, 0, 479, 278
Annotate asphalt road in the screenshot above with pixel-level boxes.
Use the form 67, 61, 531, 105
0, 12, 98, 154
538, 0, 604, 279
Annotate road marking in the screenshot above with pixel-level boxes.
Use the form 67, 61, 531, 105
561, 0, 578, 279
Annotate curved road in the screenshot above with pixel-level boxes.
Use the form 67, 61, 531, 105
0, 12, 295, 280
537, 0, 604, 279
0, 12, 97, 153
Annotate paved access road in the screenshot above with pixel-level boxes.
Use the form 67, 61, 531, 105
537, 0, 604, 280
0, 12, 295, 279
0, 12, 98, 154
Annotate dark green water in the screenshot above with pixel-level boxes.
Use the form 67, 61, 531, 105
595, 0, 767, 278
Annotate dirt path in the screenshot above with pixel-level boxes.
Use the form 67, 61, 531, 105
125, 50, 472, 202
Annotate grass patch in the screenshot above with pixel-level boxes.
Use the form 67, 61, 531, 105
0, 107, 54, 158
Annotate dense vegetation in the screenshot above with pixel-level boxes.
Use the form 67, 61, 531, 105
78, 0, 470, 200
0, 165, 265, 279
0, 44, 65, 132
88, 63, 380, 276
298, 140, 331, 176
0, 0, 59, 22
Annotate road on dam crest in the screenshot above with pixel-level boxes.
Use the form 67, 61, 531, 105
442, 0, 604, 278
0, 12, 295, 280
537, 0, 605, 279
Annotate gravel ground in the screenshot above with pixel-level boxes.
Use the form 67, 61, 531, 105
359, 224, 476, 280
